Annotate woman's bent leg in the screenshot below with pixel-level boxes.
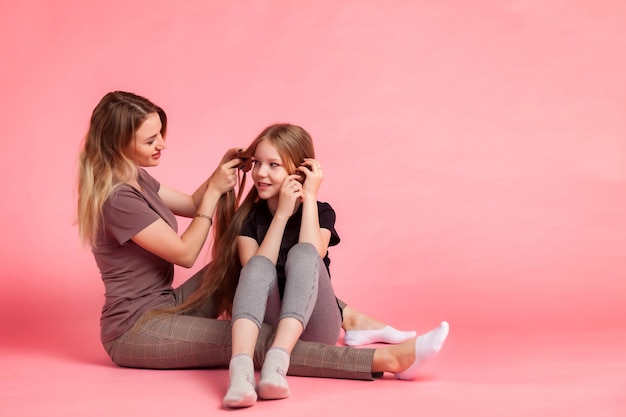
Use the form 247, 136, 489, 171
105, 315, 375, 380
104, 259, 374, 379
173, 265, 219, 318
105, 313, 233, 369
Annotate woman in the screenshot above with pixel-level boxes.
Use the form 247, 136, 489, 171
77, 91, 449, 407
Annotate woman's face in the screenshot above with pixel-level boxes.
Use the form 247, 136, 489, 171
125, 112, 166, 167
251, 139, 289, 202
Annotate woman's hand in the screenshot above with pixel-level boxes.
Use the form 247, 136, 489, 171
275, 174, 304, 218
297, 158, 323, 200
220, 147, 245, 164
206, 156, 241, 198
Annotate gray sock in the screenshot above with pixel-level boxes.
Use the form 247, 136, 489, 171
223, 354, 257, 408
258, 348, 291, 400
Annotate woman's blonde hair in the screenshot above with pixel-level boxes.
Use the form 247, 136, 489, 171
77, 91, 167, 246
172, 123, 316, 318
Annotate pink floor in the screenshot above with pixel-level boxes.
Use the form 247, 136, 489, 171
2, 295, 624, 416
2, 330, 625, 416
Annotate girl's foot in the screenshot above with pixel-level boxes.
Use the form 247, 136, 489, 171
258, 348, 291, 400
223, 354, 257, 408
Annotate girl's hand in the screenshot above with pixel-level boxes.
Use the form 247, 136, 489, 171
297, 158, 323, 199
275, 174, 304, 218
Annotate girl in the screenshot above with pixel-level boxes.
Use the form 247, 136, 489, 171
227, 124, 344, 407
78, 91, 448, 409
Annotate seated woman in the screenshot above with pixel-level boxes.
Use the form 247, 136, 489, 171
77, 91, 449, 409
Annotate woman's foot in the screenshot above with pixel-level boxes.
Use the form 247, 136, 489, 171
344, 325, 417, 346
342, 305, 386, 331
342, 306, 416, 346
395, 321, 449, 380
372, 321, 450, 380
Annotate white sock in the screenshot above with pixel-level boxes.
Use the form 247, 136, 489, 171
395, 321, 449, 381
223, 354, 257, 408
258, 347, 291, 400
344, 325, 417, 346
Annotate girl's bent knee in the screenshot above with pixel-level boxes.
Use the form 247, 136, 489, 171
243, 255, 276, 272
286, 242, 318, 261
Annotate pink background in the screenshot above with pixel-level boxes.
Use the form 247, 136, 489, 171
1, 1, 625, 416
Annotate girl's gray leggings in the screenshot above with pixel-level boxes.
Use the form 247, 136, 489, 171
231, 242, 342, 345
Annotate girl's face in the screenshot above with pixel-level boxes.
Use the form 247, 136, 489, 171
125, 112, 166, 167
251, 139, 289, 202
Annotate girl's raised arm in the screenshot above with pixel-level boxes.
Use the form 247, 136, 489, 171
297, 158, 329, 256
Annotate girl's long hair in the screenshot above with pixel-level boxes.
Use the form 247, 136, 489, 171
77, 91, 166, 246
170, 123, 316, 318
